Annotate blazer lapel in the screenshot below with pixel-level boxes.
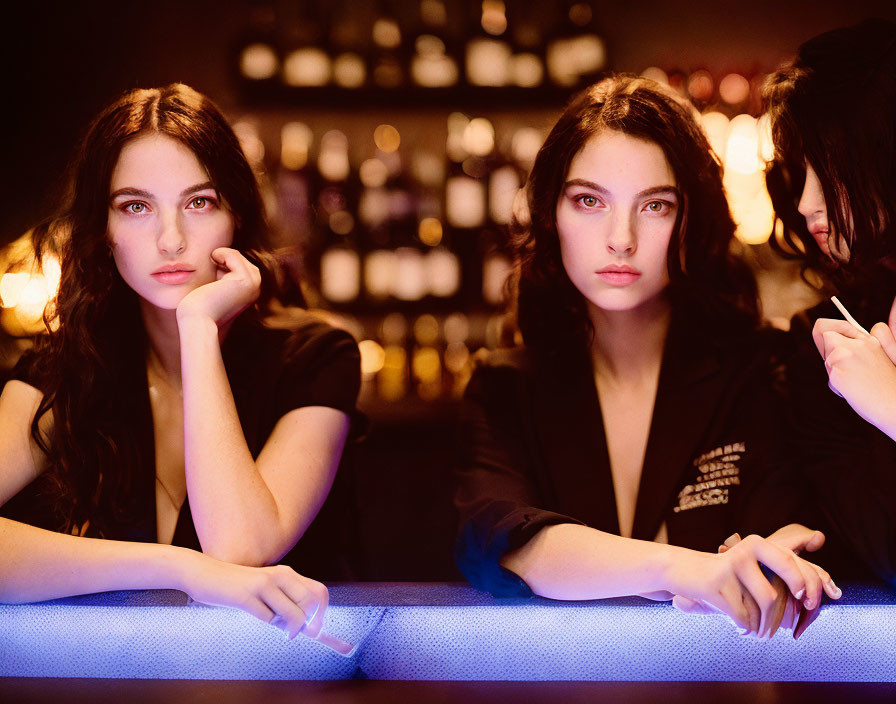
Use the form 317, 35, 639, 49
630, 319, 726, 541
531, 351, 620, 535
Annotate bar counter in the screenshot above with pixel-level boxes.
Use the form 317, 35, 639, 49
3, 582, 895, 683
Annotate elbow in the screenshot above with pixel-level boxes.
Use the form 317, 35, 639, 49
199, 537, 282, 567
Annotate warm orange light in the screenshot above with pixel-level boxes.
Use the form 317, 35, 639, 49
374, 124, 401, 153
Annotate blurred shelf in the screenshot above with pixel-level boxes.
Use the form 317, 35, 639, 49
237, 81, 585, 111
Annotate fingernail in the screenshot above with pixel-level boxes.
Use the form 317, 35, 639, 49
794, 588, 805, 600
738, 627, 751, 636
803, 598, 814, 610
828, 580, 842, 599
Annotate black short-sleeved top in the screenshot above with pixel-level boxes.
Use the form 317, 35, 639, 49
785, 298, 896, 586
1, 309, 363, 580
454, 311, 804, 596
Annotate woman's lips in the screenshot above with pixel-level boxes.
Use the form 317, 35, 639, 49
811, 229, 832, 256
596, 267, 641, 286
151, 269, 194, 284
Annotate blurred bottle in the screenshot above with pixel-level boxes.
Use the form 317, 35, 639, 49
411, 0, 460, 88
279, 2, 332, 88
317, 130, 361, 304
412, 314, 442, 400
507, 2, 546, 89
546, 1, 606, 88
369, 0, 407, 89
329, 0, 369, 89
443, 312, 473, 398
273, 120, 316, 250
465, 1, 512, 87
378, 312, 409, 400
237, 0, 280, 83
444, 113, 488, 231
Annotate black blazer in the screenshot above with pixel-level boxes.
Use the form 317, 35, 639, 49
454, 313, 803, 596
786, 298, 896, 585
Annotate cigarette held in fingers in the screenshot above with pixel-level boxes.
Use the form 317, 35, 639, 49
831, 296, 869, 335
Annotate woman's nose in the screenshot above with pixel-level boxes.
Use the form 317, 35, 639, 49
157, 212, 186, 254
797, 163, 827, 220
607, 214, 636, 255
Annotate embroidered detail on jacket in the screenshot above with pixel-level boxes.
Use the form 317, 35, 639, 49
674, 442, 745, 513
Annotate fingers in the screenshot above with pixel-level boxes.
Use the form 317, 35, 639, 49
762, 574, 790, 640
871, 321, 896, 366
277, 569, 329, 639
766, 524, 826, 554
714, 581, 752, 633
804, 530, 826, 554
730, 557, 777, 637
821, 331, 852, 370
718, 532, 741, 553
238, 595, 276, 624
734, 535, 807, 602
261, 584, 310, 639
813, 318, 864, 358
800, 556, 842, 602
212, 247, 260, 277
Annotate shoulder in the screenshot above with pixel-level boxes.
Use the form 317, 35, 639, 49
468, 346, 534, 387
235, 308, 360, 370
6, 345, 50, 395
231, 308, 361, 418
463, 346, 542, 413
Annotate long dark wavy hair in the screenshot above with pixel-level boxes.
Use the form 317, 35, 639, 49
26, 83, 292, 537
511, 74, 758, 361
763, 18, 896, 312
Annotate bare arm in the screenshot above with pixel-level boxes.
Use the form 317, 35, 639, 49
501, 523, 839, 637
0, 381, 329, 638
176, 248, 351, 566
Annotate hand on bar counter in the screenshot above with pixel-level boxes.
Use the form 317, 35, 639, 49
182, 554, 353, 655
671, 525, 839, 640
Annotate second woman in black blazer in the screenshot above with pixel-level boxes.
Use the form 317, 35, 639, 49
455, 75, 840, 639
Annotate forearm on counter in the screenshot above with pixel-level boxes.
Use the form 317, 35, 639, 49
499, 523, 693, 601
0, 517, 201, 603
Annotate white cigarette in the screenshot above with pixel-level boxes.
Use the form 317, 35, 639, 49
831, 296, 869, 335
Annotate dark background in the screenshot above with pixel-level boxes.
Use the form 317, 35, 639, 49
4, 0, 896, 581
6, 0, 896, 246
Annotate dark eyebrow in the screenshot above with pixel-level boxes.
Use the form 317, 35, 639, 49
108, 181, 216, 202
180, 181, 216, 198
109, 187, 152, 201
563, 179, 610, 196
637, 185, 679, 199
562, 179, 679, 199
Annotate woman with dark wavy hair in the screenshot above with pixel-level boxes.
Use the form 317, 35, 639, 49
0, 84, 360, 643
764, 19, 896, 585
455, 75, 838, 638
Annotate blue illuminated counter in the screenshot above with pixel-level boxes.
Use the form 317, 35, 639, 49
2, 582, 895, 682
